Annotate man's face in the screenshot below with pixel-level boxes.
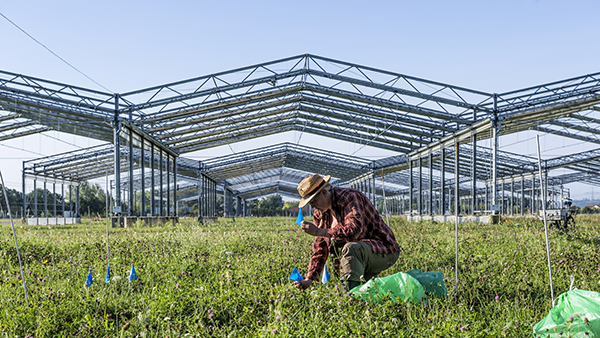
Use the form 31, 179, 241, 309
309, 190, 328, 211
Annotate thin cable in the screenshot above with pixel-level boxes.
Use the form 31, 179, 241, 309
0, 11, 112, 93
40, 133, 83, 148
0, 143, 44, 156
0, 169, 29, 308
295, 119, 307, 146
349, 115, 398, 156
502, 135, 538, 148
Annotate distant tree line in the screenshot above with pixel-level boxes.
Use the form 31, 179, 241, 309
247, 195, 285, 217
0, 181, 106, 218
578, 206, 599, 214
3, 182, 307, 219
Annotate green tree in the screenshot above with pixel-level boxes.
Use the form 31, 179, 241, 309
282, 201, 299, 211
250, 195, 284, 217
25, 187, 64, 217
0, 185, 23, 217
66, 181, 107, 217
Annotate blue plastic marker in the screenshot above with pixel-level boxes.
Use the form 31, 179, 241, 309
105, 265, 111, 283
321, 264, 330, 284
129, 265, 138, 281
289, 267, 303, 281
85, 269, 93, 288
295, 208, 304, 225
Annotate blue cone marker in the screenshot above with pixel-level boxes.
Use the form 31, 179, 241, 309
289, 267, 303, 281
296, 208, 304, 225
321, 264, 330, 284
129, 265, 138, 281
85, 269, 93, 288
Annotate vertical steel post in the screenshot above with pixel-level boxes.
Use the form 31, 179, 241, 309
61, 183, 65, 223
440, 148, 446, 215
113, 93, 122, 216
485, 183, 488, 211
166, 154, 171, 216
454, 138, 459, 290
128, 127, 134, 216
201, 175, 205, 219
105, 171, 109, 221
68, 184, 72, 216
159, 149, 164, 216
53, 183, 56, 222
22, 164, 26, 218
544, 170, 548, 210
43, 181, 47, 218
372, 172, 376, 208
76, 185, 80, 217
500, 181, 504, 215
198, 168, 202, 222
141, 138, 145, 217
151, 143, 155, 216
223, 184, 228, 217
34, 180, 37, 219
492, 127, 498, 209
212, 181, 216, 217
471, 133, 477, 214
367, 177, 371, 203
408, 160, 413, 216
454, 139, 459, 216
174, 158, 178, 217
418, 157, 422, 216
532, 176, 536, 214
511, 179, 514, 215
204, 176, 208, 218
428, 152, 433, 216
491, 95, 498, 209
521, 177, 524, 215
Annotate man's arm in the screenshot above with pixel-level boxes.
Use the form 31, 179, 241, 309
300, 221, 331, 238
329, 191, 367, 241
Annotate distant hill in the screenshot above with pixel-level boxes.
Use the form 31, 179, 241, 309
572, 199, 600, 208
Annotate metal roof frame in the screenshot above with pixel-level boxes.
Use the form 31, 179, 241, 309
2, 54, 600, 205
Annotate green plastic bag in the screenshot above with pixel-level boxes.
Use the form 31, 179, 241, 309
533, 289, 600, 337
405, 268, 447, 298
349, 271, 425, 304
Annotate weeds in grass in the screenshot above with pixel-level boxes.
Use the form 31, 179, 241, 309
0, 215, 598, 337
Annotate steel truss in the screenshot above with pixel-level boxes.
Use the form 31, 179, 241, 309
2, 54, 600, 219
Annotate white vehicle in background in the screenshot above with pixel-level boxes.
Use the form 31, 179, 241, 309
540, 198, 577, 230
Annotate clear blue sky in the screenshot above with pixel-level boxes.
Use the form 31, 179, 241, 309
1, 0, 599, 198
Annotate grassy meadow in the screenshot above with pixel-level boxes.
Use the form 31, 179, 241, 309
1, 214, 600, 337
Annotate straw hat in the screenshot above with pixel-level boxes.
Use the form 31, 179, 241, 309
297, 174, 331, 208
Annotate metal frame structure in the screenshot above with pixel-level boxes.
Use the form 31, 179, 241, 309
1, 54, 600, 220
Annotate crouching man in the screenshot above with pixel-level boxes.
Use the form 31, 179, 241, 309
292, 174, 400, 291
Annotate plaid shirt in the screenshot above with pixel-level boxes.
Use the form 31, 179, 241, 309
305, 187, 399, 281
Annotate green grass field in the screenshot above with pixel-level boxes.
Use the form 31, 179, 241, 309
1, 215, 599, 337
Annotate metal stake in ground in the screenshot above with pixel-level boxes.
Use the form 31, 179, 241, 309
537, 135, 555, 307
0, 169, 29, 308
106, 170, 111, 281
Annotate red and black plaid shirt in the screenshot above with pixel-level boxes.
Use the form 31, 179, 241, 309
305, 187, 399, 281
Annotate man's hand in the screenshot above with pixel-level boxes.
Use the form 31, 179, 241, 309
292, 278, 313, 291
300, 221, 331, 237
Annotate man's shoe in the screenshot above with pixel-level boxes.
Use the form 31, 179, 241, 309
346, 280, 362, 291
